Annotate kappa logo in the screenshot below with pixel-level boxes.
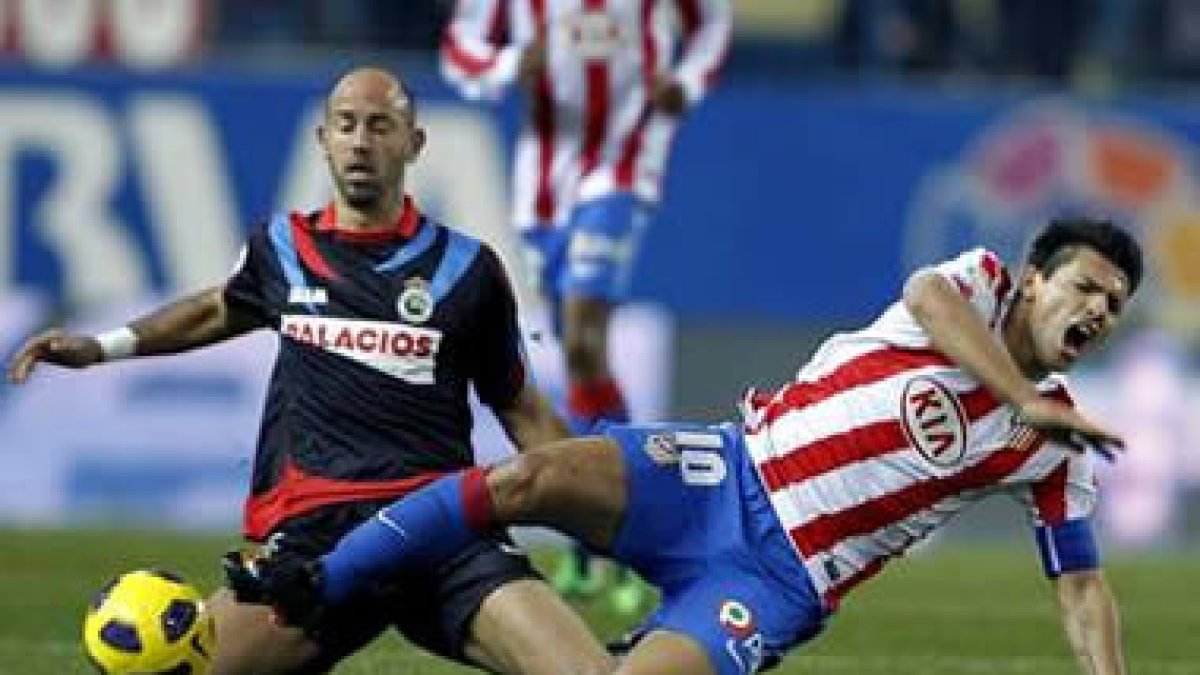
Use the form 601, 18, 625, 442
397, 277, 434, 324
901, 376, 968, 467
288, 286, 328, 305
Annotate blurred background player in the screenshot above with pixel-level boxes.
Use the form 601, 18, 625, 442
232, 218, 1141, 675
7, 67, 611, 675
441, 0, 732, 613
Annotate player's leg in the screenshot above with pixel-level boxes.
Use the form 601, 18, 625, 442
212, 509, 401, 673
616, 631, 716, 675
380, 535, 613, 675
558, 193, 651, 434
558, 194, 652, 606
207, 590, 322, 674
464, 578, 614, 674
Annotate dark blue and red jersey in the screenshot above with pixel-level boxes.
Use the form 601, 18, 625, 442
225, 198, 528, 540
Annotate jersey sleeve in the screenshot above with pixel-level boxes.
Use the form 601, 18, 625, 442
223, 226, 277, 329
441, 0, 523, 101
859, 247, 1013, 349
930, 247, 1012, 328
671, 0, 732, 106
470, 245, 529, 409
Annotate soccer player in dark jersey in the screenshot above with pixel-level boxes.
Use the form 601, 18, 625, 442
7, 67, 611, 674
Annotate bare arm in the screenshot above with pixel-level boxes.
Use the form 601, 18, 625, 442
7, 285, 260, 384
903, 271, 1121, 450
1054, 570, 1126, 674
904, 271, 1040, 407
495, 382, 571, 453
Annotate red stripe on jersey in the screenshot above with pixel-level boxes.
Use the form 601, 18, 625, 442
1032, 461, 1070, 526
981, 250, 1002, 283
442, 32, 497, 77
243, 459, 443, 541
676, 0, 701, 43
760, 387, 1001, 492
616, 106, 651, 189
487, 0, 509, 44
289, 213, 338, 281
641, 0, 658, 82
614, 0, 656, 190
581, 61, 609, 175
530, 0, 556, 222
763, 348, 956, 427
790, 448, 1034, 557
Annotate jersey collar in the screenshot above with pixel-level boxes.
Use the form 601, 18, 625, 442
317, 196, 421, 242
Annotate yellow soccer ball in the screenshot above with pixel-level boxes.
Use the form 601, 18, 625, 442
82, 570, 215, 674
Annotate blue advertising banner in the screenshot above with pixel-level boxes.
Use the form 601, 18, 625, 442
2, 66, 1199, 323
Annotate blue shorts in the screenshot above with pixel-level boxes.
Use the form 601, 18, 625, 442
521, 193, 652, 304
605, 423, 828, 675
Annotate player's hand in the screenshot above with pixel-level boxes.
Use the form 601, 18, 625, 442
7, 330, 103, 384
1016, 397, 1125, 457
651, 77, 688, 116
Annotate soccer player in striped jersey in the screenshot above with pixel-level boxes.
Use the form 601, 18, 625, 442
8, 67, 613, 675
229, 218, 1140, 675
442, 0, 731, 609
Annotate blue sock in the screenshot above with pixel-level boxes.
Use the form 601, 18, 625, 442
319, 471, 490, 603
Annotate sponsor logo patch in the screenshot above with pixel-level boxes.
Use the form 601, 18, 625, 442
901, 376, 968, 467
281, 315, 441, 384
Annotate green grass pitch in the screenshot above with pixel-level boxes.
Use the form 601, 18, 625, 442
2, 528, 1195, 673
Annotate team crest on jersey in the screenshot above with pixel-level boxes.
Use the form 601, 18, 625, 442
643, 433, 679, 465
900, 376, 969, 467
397, 277, 434, 324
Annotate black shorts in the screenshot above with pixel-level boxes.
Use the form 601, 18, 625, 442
260, 499, 540, 668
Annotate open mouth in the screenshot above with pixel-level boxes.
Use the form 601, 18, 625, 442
1062, 320, 1100, 359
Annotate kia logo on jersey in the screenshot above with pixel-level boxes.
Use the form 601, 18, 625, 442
900, 376, 968, 467
281, 315, 442, 384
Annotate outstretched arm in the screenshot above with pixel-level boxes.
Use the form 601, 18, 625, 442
1054, 570, 1126, 674
7, 285, 261, 384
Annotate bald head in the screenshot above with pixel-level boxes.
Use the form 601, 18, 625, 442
326, 67, 415, 121
318, 66, 425, 217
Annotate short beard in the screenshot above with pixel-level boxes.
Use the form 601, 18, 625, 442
337, 177, 382, 211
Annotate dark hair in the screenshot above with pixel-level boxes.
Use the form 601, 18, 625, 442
1026, 217, 1143, 294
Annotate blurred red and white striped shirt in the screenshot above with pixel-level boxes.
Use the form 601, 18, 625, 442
741, 249, 1098, 609
442, 0, 731, 229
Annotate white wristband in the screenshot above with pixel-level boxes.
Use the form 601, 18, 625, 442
96, 327, 138, 361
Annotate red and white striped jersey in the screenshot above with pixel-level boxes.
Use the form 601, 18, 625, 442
741, 248, 1098, 609
442, 0, 731, 229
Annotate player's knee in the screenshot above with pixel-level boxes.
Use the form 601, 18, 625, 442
490, 450, 562, 521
